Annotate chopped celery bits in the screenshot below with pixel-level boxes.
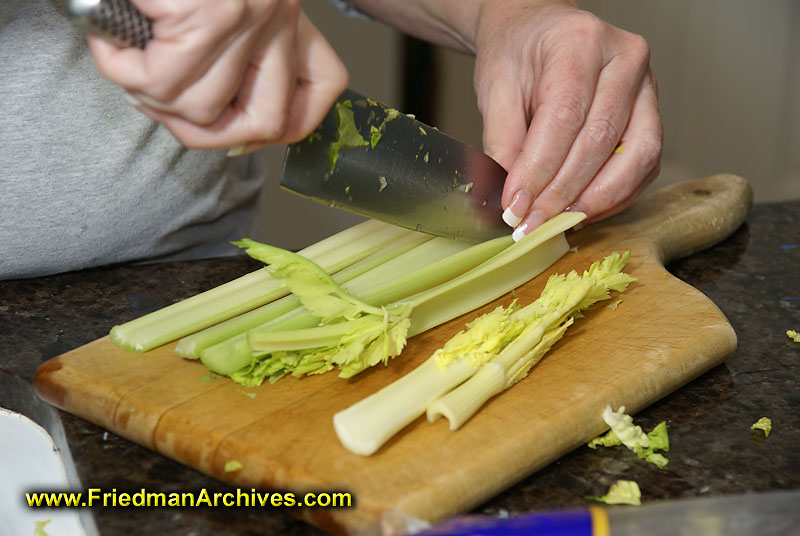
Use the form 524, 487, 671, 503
588, 480, 642, 506
751, 416, 772, 437
224, 460, 243, 472
328, 100, 369, 172
590, 406, 669, 469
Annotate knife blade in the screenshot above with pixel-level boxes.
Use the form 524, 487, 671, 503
280, 89, 510, 242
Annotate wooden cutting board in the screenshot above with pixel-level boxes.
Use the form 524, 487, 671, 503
35, 174, 751, 535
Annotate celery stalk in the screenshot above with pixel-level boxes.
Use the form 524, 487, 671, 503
198, 236, 501, 377
249, 316, 386, 353
224, 212, 584, 384
110, 220, 411, 352
349, 236, 514, 307
174, 231, 431, 358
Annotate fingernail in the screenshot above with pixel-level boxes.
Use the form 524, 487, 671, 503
511, 209, 547, 242
502, 189, 534, 228
227, 142, 267, 157
122, 91, 141, 106
227, 144, 247, 157
565, 202, 585, 215
511, 223, 528, 242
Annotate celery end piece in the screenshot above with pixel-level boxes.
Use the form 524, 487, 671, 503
426, 362, 506, 430
109, 324, 145, 353
333, 359, 475, 456
109, 267, 284, 353
200, 334, 253, 376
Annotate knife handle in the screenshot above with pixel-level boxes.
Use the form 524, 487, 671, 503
65, 0, 153, 49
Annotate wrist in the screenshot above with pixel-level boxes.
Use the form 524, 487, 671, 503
473, 0, 579, 57
351, 0, 482, 53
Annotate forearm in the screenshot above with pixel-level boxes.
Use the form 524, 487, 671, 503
350, 0, 482, 52
350, 0, 577, 53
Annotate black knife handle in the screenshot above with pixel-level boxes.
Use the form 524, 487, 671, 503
65, 0, 153, 49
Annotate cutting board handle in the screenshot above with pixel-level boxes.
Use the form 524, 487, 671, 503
597, 173, 752, 265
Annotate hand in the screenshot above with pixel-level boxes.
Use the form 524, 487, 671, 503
88, 0, 349, 153
473, 0, 662, 238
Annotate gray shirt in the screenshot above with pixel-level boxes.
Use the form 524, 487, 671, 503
0, 1, 269, 280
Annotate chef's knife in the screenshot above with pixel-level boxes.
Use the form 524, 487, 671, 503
63, 0, 511, 242
280, 90, 510, 242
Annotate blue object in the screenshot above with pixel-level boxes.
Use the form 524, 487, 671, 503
418, 509, 595, 536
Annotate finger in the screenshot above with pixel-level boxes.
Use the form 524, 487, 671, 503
499, 45, 603, 227
565, 70, 662, 223
477, 74, 528, 173
225, 13, 349, 155
132, 12, 299, 149
135, 11, 347, 149
132, 4, 291, 124
579, 164, 659, 227
89, 1, 255, 100
278, 11, 349, 143
225, 15, 348, 155
522, 36, 650, 225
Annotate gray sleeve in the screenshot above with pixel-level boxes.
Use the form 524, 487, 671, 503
328, 0, 369, 19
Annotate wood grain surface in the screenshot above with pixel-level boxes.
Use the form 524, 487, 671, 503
34, 174, 752, 535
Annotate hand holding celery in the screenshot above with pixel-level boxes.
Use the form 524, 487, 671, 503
334, 252, 636, 456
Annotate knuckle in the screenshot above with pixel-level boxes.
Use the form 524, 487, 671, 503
333, 61, 350, 94
549, 95, 587, 131
568, 11, 605, 42
587, 182, 617, 211
142, 82, 181, 104
218, 0, 248, 28
188, 106, 223, 126
254, 112, 290, 142
635, 129, 663, 171
541, 178, 575, 209
626, 33, 651, 64
584, 118, 619, 151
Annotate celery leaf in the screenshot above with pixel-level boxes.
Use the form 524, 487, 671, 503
233, 239, 382, 323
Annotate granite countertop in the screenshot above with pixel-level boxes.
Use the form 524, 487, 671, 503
1, 201, 798, 535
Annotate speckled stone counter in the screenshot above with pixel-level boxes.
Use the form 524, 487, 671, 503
1, 201, 798, 535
